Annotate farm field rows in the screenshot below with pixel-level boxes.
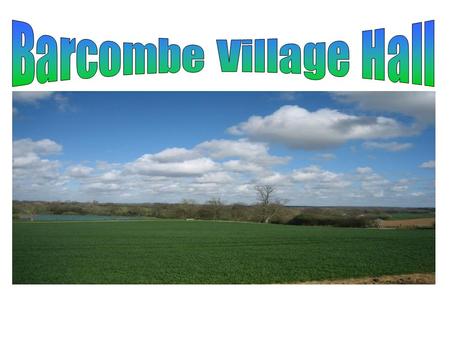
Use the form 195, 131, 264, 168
13, 219, 435, 284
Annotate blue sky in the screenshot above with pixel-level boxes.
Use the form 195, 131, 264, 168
12, 91, 435, 206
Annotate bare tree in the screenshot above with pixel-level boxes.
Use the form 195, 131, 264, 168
179, 199, 196, 219
23, 204, 38, 222
207, 197, 223, 220
255, 185, 283, 223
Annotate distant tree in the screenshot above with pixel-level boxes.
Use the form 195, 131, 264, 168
230, 203, 247, 221
179, 199, 196, 219
25, 205, 37, 221
207, 197, 223, 220
255, 185, 283, 223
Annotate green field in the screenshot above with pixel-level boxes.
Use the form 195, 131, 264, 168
13, 219, 435, 284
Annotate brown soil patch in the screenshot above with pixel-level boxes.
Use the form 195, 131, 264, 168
298, 273, 435, 284
379, 218, 435, 229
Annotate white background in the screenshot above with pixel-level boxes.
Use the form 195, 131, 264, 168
1, 1, 448, 337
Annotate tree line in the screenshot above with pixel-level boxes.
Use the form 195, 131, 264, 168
12, 184, 434, 227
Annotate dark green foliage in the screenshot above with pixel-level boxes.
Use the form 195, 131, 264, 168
13, 219, 435, 284
287, 214, 374, 228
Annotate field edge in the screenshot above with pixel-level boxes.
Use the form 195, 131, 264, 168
294, 272, 435, 285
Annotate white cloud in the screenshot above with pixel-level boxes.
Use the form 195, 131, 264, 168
13, 92, 54, 104
14, 138, 62, 159
386, 178, 416, 196
411, 192, 425, 197
292, 165, 335, 182
313, 153, 336, 161
12, 137, 434, 206
196, 139, 289, 166
13, 92, 71, 111
291, 165, 350, 189
420, 160, 435, 169
355, 167, 373, 175
13, 152, 41, 169
391, 184, 408, 193
256, 172, 287, 185
228, 105, 416, 150
126, 155, 218, 177
13, 138, 66, 199
197, 139, 260, 159
66, 165, 94, 178
355, 167, 390, 198
235, 184, 255, 194
52, 93, 71, 111
333, 92, 435, 124
83, 182, 122, 193
222, 160, 264, 173
97, 170, 123, 182
150, 147, 200, 163
363, 141, 413, 152
27, 138, 292, 202
13, 139, 62, 179
195, 172, 233, 184
95, 161, 121, 171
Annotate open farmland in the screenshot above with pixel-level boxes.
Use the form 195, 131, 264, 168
379, 218, 435, 229
13, 219, 435, 284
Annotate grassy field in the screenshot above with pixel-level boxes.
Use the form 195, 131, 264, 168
13, 219, 435, 284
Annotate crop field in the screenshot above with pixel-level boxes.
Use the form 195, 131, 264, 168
13, 219, 435, 284
385, 212, 435, 220
379, 218, 435, 229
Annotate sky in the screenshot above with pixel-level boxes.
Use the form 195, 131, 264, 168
12, 91, 435, 207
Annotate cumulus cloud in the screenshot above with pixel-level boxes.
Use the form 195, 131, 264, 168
256, 172, 287, 185
222, 160, 264, 173
14, 138, 62, 158
292, 165, 350, 190
150, 147, 200, 163
52, 93, 71, 111
228, 105, 416, 150
355, 166, 390, 198
97, 170, 123, 182
420, 160, 435, 169
13, 92, 71, 111
333, 92, 435, 124
13, 138, 62, 174
13, 92, 55, 104
66, 165, 94, 178
13, 139, 66, 199
194, 172, 233, 184
96, 161, 121, 171
196, 139, 289, 166
83, 182, 122, 193
122, 139, 289, 179
292, 165, 336, 182
355, 167, 373, 175
391, 179, 409, 193
12, 137, 292, 201
363, 141, 413, 152
126, 154, 218, 177
12, 136, 434, 206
